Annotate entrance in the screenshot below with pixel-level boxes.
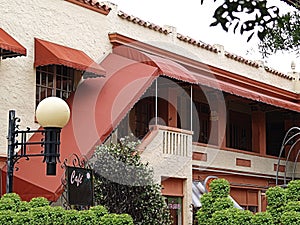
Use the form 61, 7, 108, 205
166, 196, 183, 225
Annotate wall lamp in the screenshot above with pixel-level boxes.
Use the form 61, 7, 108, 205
6, 97, 70, 193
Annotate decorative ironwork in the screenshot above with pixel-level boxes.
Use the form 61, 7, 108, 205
6, 110, 61, 193
275, 127, 300, 186
61, 153, 92, 209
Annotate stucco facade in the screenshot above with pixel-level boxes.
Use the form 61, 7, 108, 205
1, 1, 300, 224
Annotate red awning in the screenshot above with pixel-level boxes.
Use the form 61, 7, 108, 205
113, 45, 300, 113
34, 38, 106, 76
189, 70, 300, 113
113, 45, 198, 84
0, 28, 26, 59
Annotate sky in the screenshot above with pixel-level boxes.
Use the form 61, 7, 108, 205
107, 0, 297, 74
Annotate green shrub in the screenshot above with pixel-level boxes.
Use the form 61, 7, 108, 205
280, 211, 300, 225
285, 201, 300, 212
199, 193, 215, 215
30, 207, 50, 225
89, 205, 108, 218
209, 179, 230, 198
250, 212, 274, 225
212, 197, 233, 212
1, 193, 21, 207
209, 209, 231, 225
79, 209, 97, 225
47, 206, 65, 225
286, 180, 300, 201
196, 210, 211, 225
12, 211, 31, 225
63, 209, 81, 225
99, 213, 134, 225
266, 186, 287, 209
227, 208, 252, 225
0, 210, 15, 225
209, 208, 252, 225
29, 197, 49, 208
267, 206, 285, 225
17, 201, 30, 212
0, 198, 16, 211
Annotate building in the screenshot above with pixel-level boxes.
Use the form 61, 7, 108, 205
1, 1, 300, 224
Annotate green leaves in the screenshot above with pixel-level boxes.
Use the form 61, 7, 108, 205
201, 0, 300, 56
0, 192, 133, 224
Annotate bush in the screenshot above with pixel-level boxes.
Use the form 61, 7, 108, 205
29, 197, 49, 208
251, 212, 274, 225
199, 193, 215, 215
17, 201, 30, 212
266, 186, 287, 209
47, 206, 65, 225
285, 201, 300, 213
63, 209, 81, 225
100, 213, 134, 225
209, 179, 230, 198
227, 208, 252, 225
210, 208, 252, 225
280, 211, 300, 225
1, 193, 21, 207
0, 193, 133, 225
0, 210, 15, 225
212, 197, 233, 212
30, 207, 50, 225
89, 205, 108, 218
286, 180, 300, 201
79, 210, 97, 225
12, 211, 31, 225
0, 198, 16, 211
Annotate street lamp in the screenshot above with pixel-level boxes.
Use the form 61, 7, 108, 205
6, 97, 70, 193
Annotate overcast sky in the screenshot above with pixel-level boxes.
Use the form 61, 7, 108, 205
108, 0, 297, 74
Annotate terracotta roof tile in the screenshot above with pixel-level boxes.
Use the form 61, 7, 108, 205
118, 11, 171, 34
66, 0, 111, 14
224, 52, 260, 68
177, 33, 218, 53
264, 66, 294, 80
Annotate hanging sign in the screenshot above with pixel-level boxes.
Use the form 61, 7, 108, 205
66, 166, 94, 206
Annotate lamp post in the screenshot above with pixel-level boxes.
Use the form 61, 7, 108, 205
6, 97, 70, 193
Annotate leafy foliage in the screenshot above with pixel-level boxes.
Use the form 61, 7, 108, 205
201, 0, 300, 56
0, 193, 133, 225
92, 136, 172, 225
196, 178, 300, 225
250, 212, 274, 225
280, 211, 300, 225
210, 178, 230, 198
196, 178, 247, 225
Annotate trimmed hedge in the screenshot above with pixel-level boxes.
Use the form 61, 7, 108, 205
197, 178, 300, 225
0, 193, 133, 225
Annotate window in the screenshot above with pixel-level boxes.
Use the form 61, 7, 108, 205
192, 102, 210, 144
266, 112, 285, 157
228, 110, 252, 151
36, 65, 78, 106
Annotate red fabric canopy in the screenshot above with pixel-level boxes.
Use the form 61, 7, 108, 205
113, 46, 198, 84
34, 38, 106, 76
0, 28, 26, 59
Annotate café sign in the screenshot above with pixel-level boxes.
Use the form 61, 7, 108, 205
66, 166, 94, 206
